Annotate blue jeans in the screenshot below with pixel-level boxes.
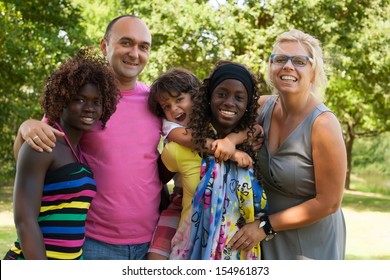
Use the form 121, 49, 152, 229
82, 237, 149, 260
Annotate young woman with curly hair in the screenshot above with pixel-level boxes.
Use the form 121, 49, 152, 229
4, 48, 120, 260
147, 67, 263, 260
160, 61, 268, 260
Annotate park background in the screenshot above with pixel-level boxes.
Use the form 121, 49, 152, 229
0, 0, 389, 259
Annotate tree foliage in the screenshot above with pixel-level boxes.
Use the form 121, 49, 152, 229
352, 132, 390, 176
0, 0, 90, 182
1, 0, 389, 188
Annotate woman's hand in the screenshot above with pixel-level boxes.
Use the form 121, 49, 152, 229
227, 220, 265, 251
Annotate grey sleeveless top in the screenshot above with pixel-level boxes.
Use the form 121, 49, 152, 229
258, 95, 346, 260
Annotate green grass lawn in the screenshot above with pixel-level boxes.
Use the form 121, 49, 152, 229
0, 185, 13, 213
1, 186, 15, 257
1, 185, 390, 259
342, 190, 390, 212
0, 225, 15, 257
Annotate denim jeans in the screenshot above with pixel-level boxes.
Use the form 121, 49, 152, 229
82, 237, 149, 260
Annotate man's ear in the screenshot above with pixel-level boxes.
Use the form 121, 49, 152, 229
100, 38, 107, 56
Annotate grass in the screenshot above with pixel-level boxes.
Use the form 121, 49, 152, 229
340, 179, 390, 260
0, 186, 15, 258
342, 191, 390, 213
0, 226, 15, 256
342, 191, 390, 259
0, 185, 13, 212
1, 181, 390, 260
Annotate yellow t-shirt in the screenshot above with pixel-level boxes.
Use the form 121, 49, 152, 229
161, 142, 201, 226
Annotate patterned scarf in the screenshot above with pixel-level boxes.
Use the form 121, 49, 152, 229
170, 156, 267, 260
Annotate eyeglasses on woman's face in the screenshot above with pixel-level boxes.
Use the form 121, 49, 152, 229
270, 54, 313, 67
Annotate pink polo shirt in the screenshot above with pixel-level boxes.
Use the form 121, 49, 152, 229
81, 82, 162, 245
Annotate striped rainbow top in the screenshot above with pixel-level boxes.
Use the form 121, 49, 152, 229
7, 163, 96, 260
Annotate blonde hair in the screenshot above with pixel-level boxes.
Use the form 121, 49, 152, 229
266, 29, 327, 102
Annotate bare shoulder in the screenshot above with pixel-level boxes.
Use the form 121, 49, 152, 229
17, 141, 54, 170
258, 95, 272, 107
313, 111, 341, 129
312, 111, 344, 143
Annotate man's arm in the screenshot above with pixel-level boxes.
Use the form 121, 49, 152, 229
14, 119, 64, 160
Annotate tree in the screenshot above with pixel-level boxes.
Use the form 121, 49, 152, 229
0, 0, 89, 181
1, 0, 388, 189
321, 0, 390, 189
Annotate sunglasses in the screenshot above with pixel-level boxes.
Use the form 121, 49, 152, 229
270, 54, 313, 67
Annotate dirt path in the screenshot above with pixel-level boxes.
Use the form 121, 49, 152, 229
343, 207, 390, 258
0, 211, 13, 226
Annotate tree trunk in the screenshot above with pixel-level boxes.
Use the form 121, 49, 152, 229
344, 123, 355, 190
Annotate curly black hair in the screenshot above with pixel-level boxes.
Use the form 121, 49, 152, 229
188, 60, 261, 178
148, 67, 201, 118
41, 47, 120, 128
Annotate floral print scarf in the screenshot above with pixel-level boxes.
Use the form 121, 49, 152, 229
170, 156, 267, 260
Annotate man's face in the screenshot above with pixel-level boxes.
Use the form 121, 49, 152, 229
101, 17, 151, 89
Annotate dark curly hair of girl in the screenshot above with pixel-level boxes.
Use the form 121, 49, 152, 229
188, 60, 261, 178
41, 47, 120, 128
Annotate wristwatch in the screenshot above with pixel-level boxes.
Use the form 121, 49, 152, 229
259, 214, 277, 241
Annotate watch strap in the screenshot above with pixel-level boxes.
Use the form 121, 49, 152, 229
259, 214, 277, 241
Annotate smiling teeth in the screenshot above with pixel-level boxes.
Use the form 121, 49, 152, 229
81, 117, 95, 124
281, 76, 297, 81
220, 110, 236, 115
123, 59, 137, 66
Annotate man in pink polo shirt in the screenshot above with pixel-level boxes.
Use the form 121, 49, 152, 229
14, 15, 165, 259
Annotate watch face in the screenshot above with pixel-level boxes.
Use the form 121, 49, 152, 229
259, 221, 266, 228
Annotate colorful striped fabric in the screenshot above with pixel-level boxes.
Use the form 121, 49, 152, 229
5, 163, 96, 260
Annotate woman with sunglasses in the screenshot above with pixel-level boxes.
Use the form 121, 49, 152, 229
229, 29, 347, 259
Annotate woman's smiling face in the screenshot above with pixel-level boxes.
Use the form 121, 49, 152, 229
210, 79, 248, 137
271, 41, 314, 96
